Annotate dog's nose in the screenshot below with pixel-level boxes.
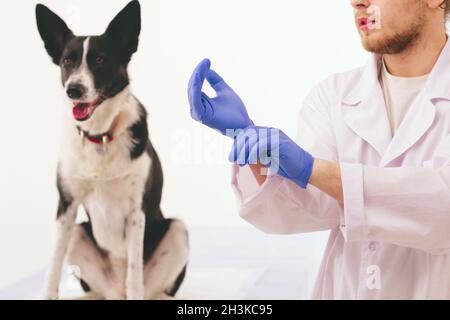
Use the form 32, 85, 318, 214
66, 84, 86, 100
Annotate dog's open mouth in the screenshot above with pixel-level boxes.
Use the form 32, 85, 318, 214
72, 94, 106, 122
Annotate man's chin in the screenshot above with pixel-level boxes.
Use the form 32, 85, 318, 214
362, 39, 382, 54
361, 38, 394, 55
359, 26, 423, 55
359, 32, 384, 54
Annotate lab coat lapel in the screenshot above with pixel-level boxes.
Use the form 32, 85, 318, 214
342, 86, 392, 159
342, 38, 450, 166
342, 55, 392, 159
380, 38, 450, 166
379, 95, 436, 167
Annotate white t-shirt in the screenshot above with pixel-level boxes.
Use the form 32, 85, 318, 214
379, 59, 429, 137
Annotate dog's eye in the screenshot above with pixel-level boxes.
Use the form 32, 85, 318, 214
63, 58, 72, 65
95, 56, 104, 65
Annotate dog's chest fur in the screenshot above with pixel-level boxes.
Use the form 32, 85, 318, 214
82, 168, 147, 258
59, 89, 152, 258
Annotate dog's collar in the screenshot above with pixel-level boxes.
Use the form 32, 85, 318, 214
76, 112, 123, 152
77, 127, 114, 145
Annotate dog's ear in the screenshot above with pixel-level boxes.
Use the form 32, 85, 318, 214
105, 0, 141, 63
36, 4, 74, 65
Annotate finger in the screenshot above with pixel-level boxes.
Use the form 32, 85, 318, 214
228, 130, 246, 163
266, 128, 281, 165
246, 127, 276, 166
206, 69, 229, 92
188, 58, 211, 105
235, 128, 259, 166
199, 92, 214, 121
247, 137, 264, 166
236, 137, 250, 167
188, 58, 211, 90
188, 59, 211, 120
228, 126, 260, 162
228, 139, 239, 163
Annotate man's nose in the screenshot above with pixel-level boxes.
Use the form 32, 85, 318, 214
66, 83, 86, 100
350, 0, 370, 10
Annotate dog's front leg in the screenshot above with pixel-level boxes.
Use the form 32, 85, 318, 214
126, 211, 146, 300
43, 203, 78, 300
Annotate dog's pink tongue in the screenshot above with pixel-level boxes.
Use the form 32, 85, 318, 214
73, 103, 90, 121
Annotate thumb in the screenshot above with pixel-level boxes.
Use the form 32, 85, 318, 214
206, 69, 230, 92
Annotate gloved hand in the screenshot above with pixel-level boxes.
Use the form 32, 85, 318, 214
187, 59, 254, 136
229, 126, 315, 189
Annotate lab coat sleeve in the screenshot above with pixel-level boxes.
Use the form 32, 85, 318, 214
231, 84, 343, 234
340, 139, 450, 254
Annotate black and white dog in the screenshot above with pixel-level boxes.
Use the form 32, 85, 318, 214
36, 1, 188, 300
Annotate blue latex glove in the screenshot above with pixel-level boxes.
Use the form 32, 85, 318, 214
188, 59, 254, 136
228, 126, 315, 189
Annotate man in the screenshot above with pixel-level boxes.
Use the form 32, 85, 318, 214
187, 0, 450, 299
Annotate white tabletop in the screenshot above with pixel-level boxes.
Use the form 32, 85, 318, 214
0, 227, 328, 300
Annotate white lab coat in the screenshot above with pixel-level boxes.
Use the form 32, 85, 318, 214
231, 40, 450, 299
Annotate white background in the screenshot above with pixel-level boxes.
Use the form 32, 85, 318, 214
0, 0, 369, 288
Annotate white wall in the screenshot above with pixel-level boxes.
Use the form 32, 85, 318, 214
0, 0, 368, 288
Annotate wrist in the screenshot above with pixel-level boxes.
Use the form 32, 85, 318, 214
224, 119, 255, 138
290, 151, 315, 189
308, 159, 344, 204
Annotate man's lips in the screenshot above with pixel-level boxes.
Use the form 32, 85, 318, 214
357, 17, 376, 30
72, 94, 106, 122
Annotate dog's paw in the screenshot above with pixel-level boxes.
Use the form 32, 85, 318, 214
104, 286, 126, 300
42, 290, 59, 300
126, 283, 144, 300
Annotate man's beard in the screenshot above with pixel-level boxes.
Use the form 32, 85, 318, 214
362, 15, 425, 54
